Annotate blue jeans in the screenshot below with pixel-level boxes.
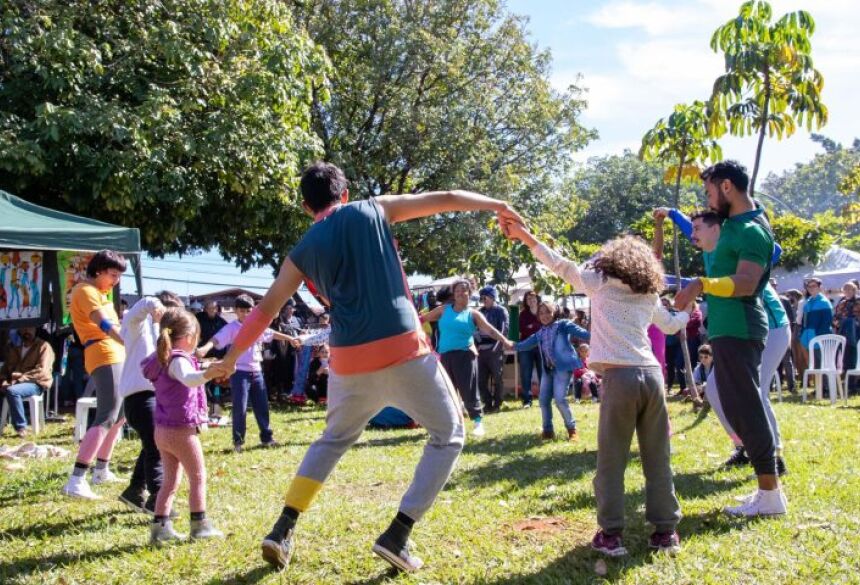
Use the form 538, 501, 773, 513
539, 368, 576, 433
5, 382, 43, 430
230, 371, 273, 445
290, 346, 314, 397
518, 348, 543, 405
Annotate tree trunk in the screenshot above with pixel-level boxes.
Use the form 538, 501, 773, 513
672, 150, 701, 407
749, 66, 771, 198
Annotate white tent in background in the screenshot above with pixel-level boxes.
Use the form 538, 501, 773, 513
771, 245, 860, 294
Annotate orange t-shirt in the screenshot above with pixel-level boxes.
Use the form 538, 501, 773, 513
70, 283, 125, 373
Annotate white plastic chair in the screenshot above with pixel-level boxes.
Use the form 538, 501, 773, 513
73, 397, 98, 442
802, 334, 846, 405
846, 340, 860, 397
0, 393, 45, 435
768, 370, 782, 403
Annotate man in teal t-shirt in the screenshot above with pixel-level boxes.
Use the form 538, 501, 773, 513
674, 160, 786, 518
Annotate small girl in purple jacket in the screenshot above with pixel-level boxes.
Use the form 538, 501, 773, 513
142, 308, 223, 544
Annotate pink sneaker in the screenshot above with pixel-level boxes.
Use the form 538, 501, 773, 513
648, 531, 681, 554
591, 530, 627, 557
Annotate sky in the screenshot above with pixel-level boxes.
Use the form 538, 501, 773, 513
507, 0, 860, 176
123, 0, 860, 295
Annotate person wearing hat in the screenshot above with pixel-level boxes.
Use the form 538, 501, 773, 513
477, 285, 509, 413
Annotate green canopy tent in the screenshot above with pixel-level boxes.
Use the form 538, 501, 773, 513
0, 190, 143, 328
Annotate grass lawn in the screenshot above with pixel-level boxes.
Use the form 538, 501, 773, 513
2, 393, 860, 584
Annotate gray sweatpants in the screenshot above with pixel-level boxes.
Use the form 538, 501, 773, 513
295, 353, 465, 521
594, 365, 680, 535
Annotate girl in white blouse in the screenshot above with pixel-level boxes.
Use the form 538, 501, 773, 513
505, 221, 689, 557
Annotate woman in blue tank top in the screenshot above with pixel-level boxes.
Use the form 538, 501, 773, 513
422, 279, 512, 437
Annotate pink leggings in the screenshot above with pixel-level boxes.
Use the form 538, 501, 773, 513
77, 418, 126, 465
154, 426, 207, 516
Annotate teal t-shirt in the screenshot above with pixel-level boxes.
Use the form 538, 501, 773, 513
704, 208, 774, 341
761, 284, 789, 330
437, 305, 476, 354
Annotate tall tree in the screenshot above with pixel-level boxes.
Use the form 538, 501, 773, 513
640, 100, 723, 406
291, 0, 594, 276
709, 0, 828, 196
0, 0, 328, 270
566, 152, 700, 245
760, 135, 860, 216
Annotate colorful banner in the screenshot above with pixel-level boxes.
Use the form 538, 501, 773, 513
0, 250, 44, 321
57, 251, 111, 325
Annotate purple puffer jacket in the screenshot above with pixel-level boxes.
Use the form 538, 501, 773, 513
142, 350, 208, 428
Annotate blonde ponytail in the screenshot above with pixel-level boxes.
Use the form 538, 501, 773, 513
157, 326, 174, 367
156, 308, 199, 367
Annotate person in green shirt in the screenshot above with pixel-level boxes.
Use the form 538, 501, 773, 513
674, 160, 786, 518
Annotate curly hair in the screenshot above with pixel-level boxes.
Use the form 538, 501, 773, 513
591, 236, 665, 295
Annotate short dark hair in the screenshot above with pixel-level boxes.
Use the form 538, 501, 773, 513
700, 160, 749, 193
299, 161, 348, 213
436, 286, 452, 304
156, 290, 184, 308
698, 344, 712, 356
690, 210, 722, 228
86, 250, 128, 278
234, 294, 255, 309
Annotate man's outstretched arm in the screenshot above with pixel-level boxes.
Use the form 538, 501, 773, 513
215, 258, 305, 374
375, 190, 522, 227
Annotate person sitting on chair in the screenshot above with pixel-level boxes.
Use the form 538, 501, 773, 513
1, 327, 55, 438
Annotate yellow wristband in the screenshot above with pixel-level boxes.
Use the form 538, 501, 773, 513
700, 277, 735, 297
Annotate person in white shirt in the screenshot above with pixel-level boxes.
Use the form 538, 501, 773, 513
504, 221, 689, 557
117, 291, 184, 515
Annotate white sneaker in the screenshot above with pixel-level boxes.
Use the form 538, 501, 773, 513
733, 489, 760, 504
471, 421, 486, 437
725, 488, 787, 517
92, 467, 123, 485
62, 475, 100, 500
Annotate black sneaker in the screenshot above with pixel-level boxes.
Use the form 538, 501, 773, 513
261, 528, 295, 570
118, 486, 147, 513
372, 532, 424, 572
723, 446, 750, 468
776, 456, 788, 476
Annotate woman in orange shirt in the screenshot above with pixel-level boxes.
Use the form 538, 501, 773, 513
62, 250, 128, 500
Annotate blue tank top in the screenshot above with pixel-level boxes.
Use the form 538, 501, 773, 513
437, 305, 476, 354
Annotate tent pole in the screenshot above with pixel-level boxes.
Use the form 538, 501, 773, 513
131, 254, 143, 296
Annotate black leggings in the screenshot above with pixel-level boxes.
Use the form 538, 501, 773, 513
440, 350, 483, 420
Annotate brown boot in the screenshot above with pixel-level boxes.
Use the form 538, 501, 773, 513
567, 428, 579, 442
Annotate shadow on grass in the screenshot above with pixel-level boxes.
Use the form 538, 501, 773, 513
206, 565, 274, 585
672, 470, 747, 501
481, 508, 750, 584
674, 405, 712, 435
343, 566, 400, 585
0, 508, 144, 540
0, 542, 144, 581
448, 433, 598, 490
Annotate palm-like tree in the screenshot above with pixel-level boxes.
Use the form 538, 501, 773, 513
709, 0, 827, 196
